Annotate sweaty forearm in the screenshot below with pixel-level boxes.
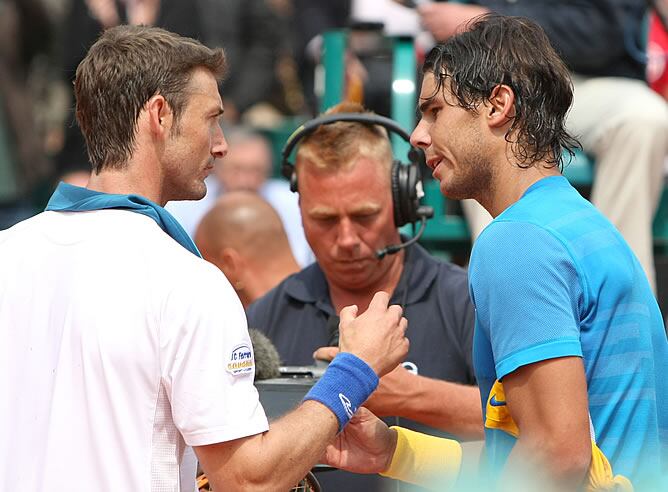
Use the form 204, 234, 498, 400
502, 431, 591, 489
202, 352, 383, 490
249, 401, 340, 489
204, 400, 338, 491
399, 377, 483, 440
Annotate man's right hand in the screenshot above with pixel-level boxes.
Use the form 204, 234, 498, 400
324, 407, 397, 474
338, 291, 409, 377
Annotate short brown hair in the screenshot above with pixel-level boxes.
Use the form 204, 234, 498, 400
295, 102, 393, 177
75, 25, 227, 173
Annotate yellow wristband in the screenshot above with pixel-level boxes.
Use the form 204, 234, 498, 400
586, 441, 633, 492
380, 426, 462, 489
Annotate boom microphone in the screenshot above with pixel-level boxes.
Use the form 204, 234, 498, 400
248, 328, 281, 381
375, 211, 432, 260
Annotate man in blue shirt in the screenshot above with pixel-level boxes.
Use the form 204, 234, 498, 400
324, 13, 668, 490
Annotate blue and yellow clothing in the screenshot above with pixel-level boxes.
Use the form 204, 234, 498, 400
469, 176, 667, 486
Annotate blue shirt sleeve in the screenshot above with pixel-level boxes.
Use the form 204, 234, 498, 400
469, 220, 584, 380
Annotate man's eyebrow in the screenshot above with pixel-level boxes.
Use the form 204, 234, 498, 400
418, 99, 433, 116
349, 203, 381, 214
308, 206, 336, 217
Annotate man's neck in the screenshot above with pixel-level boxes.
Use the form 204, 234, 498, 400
328, 250, 405, 314
87, 161, 165, 205
481, 160, 561, 218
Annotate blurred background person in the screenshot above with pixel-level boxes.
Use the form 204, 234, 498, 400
292, 0, 422, 117
647, 4, 668, 101
166, 126, 314, 267
58, 169, 90, 188
54, 0, 204, 179
0, 0, 53, 229
195, 191, 300, 308
198, 0, 306, 126
292, 0, 352, 114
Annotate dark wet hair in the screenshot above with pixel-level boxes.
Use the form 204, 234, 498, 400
422, 13, 580, 169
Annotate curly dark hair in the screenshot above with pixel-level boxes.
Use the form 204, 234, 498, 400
422, 13, 580, 170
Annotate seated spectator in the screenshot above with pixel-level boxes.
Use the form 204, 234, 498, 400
197, 0, 304, 123
195, 191, 300, 308
246, 102, 481, 492
418, 0, 668, 291
166, 126, 314, 266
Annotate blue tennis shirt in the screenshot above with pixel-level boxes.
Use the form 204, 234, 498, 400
469, 176, 667, 486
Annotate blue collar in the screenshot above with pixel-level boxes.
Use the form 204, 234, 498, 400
45, 182, 201, 257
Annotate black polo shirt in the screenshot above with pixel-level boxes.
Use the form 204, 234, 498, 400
247, 242, 474, 383
247, 243, 476, 492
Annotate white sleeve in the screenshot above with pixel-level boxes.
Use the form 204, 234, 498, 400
160, 262, 268, 446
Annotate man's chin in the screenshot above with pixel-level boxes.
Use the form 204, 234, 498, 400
167, 186, 207, 203
439, 180, 476, 202
328, 269, 375, 291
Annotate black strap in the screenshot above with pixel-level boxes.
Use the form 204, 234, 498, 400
326, 314, 340, 347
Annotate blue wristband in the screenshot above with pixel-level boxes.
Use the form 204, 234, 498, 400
303, 352, 379, 431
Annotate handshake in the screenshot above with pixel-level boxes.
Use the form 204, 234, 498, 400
300, 291, 409, 431
335, 291, 410, 378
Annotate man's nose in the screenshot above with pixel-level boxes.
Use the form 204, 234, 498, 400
336, 218, 360, 250
212, 126, 228, 159
410, 120, 431, 149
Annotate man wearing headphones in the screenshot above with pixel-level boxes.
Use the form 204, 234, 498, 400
247, 102, 482, 491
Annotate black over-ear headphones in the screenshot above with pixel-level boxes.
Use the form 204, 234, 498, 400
280, 112, 434, 229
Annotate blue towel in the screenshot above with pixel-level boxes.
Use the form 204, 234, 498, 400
45, 182, 201, 257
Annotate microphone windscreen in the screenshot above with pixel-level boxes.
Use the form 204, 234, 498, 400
249, 328, 281, 381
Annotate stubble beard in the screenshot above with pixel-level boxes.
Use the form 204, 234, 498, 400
444, 149, 494, 203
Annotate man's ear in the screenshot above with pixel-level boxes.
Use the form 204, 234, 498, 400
220, 247, 246, 288
486, 84, 516, 129
145, 94, 173, 136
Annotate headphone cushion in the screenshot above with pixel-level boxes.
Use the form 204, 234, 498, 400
391, 161, 406, 227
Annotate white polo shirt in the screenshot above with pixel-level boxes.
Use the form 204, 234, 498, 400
0, 210, 268, 491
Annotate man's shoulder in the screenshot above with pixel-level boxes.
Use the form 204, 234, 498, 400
410, 243, 468, 289
247, 263, 326, 319
246, 263, 331, 349
428, 252, 467, 277
89, 211, 230, 290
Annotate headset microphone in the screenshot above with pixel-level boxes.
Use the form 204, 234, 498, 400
375, 206, 434, 259
282, 112, 436, 258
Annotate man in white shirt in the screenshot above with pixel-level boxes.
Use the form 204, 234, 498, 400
0, 25, 408, 491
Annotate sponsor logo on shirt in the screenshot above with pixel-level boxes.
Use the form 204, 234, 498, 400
489, 394, 506, 407
226, 343, 254, 376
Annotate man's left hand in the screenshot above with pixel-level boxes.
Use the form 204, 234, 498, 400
323, 407, 397, 474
